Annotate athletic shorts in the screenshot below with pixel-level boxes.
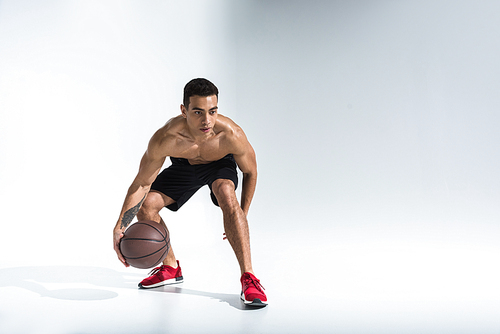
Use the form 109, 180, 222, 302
150, 154, 239, 212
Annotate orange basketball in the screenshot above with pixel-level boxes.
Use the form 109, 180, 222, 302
119, 220, 169, 269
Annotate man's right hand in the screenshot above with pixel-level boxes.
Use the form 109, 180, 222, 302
113, 229, 129, 267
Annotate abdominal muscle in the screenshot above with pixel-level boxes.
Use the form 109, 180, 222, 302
186, 149, 231, 165
173, 144, 231, 166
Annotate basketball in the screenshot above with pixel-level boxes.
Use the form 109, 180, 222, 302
119, 220, 170, 269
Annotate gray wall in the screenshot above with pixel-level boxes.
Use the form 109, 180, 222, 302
225, 1, 500, 233
1, 0, 498, 268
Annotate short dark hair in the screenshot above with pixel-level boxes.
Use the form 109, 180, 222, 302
183, 78, 219, 108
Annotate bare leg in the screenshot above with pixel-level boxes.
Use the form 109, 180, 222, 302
212, 179, 254, 275
137, 191, 178, 268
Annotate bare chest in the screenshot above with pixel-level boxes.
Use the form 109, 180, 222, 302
172, 137, 230, 165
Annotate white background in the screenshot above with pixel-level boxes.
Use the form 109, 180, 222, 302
1, 1, 499, 333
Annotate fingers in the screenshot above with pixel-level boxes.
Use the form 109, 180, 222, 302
116, 248, 129, 267
113, 243, 128, 266
222, 232, 227, 240
113, 231, 130, 267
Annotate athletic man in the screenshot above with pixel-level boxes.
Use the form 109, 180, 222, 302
112, 78, 267, 307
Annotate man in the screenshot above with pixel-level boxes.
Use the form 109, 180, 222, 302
112, 78, 267, 307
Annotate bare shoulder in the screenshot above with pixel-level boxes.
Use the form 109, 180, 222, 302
216, 114, 251, 155
155, 115, 185, 136
216, 115, 246, 139
149, 115, 185, 156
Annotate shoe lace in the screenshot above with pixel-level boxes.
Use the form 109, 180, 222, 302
244, 275, 265, 293
148, 266, 163, 276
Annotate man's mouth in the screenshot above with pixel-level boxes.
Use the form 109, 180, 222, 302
200, 127, 210, 133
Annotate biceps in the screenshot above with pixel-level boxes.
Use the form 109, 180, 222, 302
135, 153, 166, 186
235, 148, 257, 175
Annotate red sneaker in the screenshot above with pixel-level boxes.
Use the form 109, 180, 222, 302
240, 272, 267, 307
138, 260, 183, 289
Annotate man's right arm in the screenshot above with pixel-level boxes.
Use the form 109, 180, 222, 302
112, 132, 168, 266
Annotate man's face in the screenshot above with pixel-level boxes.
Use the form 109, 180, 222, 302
181, 95, 218, 136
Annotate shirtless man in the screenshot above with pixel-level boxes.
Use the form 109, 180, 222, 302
112, 78, 267, 307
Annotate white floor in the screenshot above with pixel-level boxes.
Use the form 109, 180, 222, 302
1, 216, 499, 334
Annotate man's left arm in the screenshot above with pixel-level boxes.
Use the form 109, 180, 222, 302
233, 135, 257, 216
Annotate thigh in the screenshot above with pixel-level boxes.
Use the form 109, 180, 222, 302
151, 164, 204, 211
198, 155, 239, 207
139, 191, 176, 216
138, 190, 175, 221
147, 190, 176, 209
199, 154, 239, 190
151, 164, 199, 202
210, 179, 238, 208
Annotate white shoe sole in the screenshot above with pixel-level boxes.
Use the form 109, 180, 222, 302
138, 276, 183, 289
240, 292, 268, 307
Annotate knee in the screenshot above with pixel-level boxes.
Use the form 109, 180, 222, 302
212, 179, 238, 210
138, 192, 163, 218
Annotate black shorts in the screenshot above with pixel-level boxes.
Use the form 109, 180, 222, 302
150, 154, 238, 211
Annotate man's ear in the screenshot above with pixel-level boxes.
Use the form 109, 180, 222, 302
181, 104, 187, 118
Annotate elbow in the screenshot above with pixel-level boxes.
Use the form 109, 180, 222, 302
129, 179, 153, 193
243, 170, 257, 180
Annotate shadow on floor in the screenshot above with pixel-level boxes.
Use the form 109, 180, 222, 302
0, 265, 142, 301
0, 266, 264, 310
141, 285, 264, 311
